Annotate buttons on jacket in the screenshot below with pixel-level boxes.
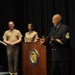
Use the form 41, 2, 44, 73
52, 49, 53, 50
55, 49, 56, 50
51, 48, 56, 51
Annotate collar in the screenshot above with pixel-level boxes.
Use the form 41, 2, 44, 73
9, 29, 15, 32
56, 23, 61, 29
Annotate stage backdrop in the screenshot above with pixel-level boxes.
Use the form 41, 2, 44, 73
0, 0, 75, 75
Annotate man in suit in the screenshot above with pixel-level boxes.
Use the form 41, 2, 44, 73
39, 14, 71, 75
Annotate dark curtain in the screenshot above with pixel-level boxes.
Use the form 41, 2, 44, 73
0, 0, 75, 75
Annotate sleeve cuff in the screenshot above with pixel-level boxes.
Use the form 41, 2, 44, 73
56, 39, 64, 45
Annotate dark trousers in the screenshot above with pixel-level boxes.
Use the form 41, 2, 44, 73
51, 61, 70, 75
6, 45, 19, 73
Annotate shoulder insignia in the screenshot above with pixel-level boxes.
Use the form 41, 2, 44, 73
65, 32, 70, 39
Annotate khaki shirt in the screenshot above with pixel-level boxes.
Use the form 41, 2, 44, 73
3, 29, 22, 42
24, 31, 39, 42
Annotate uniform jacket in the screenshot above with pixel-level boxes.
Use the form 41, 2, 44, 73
44, 23, 71, 61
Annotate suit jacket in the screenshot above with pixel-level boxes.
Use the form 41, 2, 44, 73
44, 23, 71, 61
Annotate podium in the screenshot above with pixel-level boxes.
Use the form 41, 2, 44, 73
22, 42, 47, 75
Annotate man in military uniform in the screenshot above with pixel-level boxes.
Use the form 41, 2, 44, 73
3, 21, 22, 75
39, 14, 71, 75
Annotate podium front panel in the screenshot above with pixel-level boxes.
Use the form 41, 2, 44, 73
22, 42, 47, 75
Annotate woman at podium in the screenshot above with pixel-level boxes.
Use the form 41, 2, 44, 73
24, 23, 39, 42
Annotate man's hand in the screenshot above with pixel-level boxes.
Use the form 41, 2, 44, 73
49, 36, 55, 45
50, 36, 54, 41
11, 42, 15, 46
6, 41, 12, 45
38, 36, 45, 45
